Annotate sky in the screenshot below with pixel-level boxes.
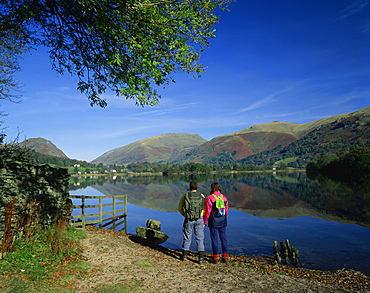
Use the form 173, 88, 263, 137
2, 0, 370, 162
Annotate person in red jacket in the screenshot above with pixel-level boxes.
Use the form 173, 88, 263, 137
203, 182, 229, 264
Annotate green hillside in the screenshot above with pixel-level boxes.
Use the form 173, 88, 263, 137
177, 107, 370, 167
92, 133, 206, 165
239, 108, 370, 167
17, 137, 68, 158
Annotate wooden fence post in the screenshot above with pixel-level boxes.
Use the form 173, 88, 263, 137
99, 197, 103, 228
113, 196, 116, 220
81, 195, 85, 228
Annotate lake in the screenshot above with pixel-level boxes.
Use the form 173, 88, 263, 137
69, 171, 370, 276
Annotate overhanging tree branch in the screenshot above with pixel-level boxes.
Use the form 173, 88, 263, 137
0, 0, 233, 107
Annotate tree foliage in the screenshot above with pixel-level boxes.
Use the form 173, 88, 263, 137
0, 142, 35, 163
0, 0, 231, 107
0, 26, 29, 102
306, 147, 370, 180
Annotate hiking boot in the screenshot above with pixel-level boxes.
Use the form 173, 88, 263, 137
180, 250, 188, 261
198, 251, 205, 265
211, 258, 218, 264
222, 257, 229, 264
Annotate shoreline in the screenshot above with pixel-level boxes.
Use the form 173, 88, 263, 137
70, 169, 306, 177
73, 226, 370, 292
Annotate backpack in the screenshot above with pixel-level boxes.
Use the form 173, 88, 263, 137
212, 194, 226, 217
183, 191, 204, 221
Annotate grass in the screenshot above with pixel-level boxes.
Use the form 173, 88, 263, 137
0, 224, 89, 292
274, 157, 299, 166
132, 259, 156, 269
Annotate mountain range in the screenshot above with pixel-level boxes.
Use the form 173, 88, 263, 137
19, 107, 370, 167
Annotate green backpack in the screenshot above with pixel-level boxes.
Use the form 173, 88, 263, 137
183, 191, 204, 221
212, 194, 226, 216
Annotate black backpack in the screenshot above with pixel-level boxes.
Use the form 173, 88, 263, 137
183, 191, 204, 221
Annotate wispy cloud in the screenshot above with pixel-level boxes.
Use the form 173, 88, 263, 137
236, 81, 310, 114
268, 111, 301, 119
236, 95, 274, 113
331, 88, 370, 105
92, 125, 159, 140
337, 0, 370, 20
131, 102, 200, 116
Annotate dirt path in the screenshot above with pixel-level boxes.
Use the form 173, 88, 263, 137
73, 226, 369, 292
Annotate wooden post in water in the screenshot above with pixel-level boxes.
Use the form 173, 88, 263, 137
274, 239, 299, 267
292, 247, 299, 267
284, 244, 290, 265
280, 242, 290, 265
285, 239, 293, 263
273, 241, 281, 264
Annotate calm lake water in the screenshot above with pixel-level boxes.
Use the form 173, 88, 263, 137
69, 172, 370, 275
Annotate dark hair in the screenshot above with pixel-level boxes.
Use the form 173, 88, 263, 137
210, 182, 222, 193
189, 180, 198, 190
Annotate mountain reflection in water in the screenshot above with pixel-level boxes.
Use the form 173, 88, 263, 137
69, 172, 370, 275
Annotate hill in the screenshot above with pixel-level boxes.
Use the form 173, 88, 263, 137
174, 107, 370, 166
17, 137, 68, 158
92, 133, 207, 165
170, 131, 298, 164
14, 137, 96, 168
239, 107, 370, 166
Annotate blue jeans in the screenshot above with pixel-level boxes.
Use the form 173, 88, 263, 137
209, 226, 228, 255
182, 218, 205, 252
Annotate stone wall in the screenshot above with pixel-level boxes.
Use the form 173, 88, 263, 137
0, 158, 71, 240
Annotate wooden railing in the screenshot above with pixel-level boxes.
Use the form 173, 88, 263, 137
69, 194, 127, 233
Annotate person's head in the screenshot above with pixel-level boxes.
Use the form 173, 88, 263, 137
189, 180, 198, 190
210, 182, 222, 193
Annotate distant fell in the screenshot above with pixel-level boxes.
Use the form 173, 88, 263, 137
169, 131, 298, 164
18, 137, 68, 158
230, 109, 365, 137
232, 122, 303, 136
92, 133, 206, 165
174, 107, 370, 165
240, 106, 370, 166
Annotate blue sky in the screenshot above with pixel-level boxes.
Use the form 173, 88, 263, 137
2, 0, 370, 162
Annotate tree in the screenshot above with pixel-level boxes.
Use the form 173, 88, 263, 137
0, 26, 29, 102
342, 147, 370, 173
0, 0, 232, 107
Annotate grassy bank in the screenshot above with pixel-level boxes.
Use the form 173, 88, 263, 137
0, 224, 88, 292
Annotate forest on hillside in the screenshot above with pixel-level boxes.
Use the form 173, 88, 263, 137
306, 147, 370, 181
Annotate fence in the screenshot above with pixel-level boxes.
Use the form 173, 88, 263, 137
69, 194, 127, 233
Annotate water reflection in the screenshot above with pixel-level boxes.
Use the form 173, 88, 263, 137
70, 172, 370, 228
